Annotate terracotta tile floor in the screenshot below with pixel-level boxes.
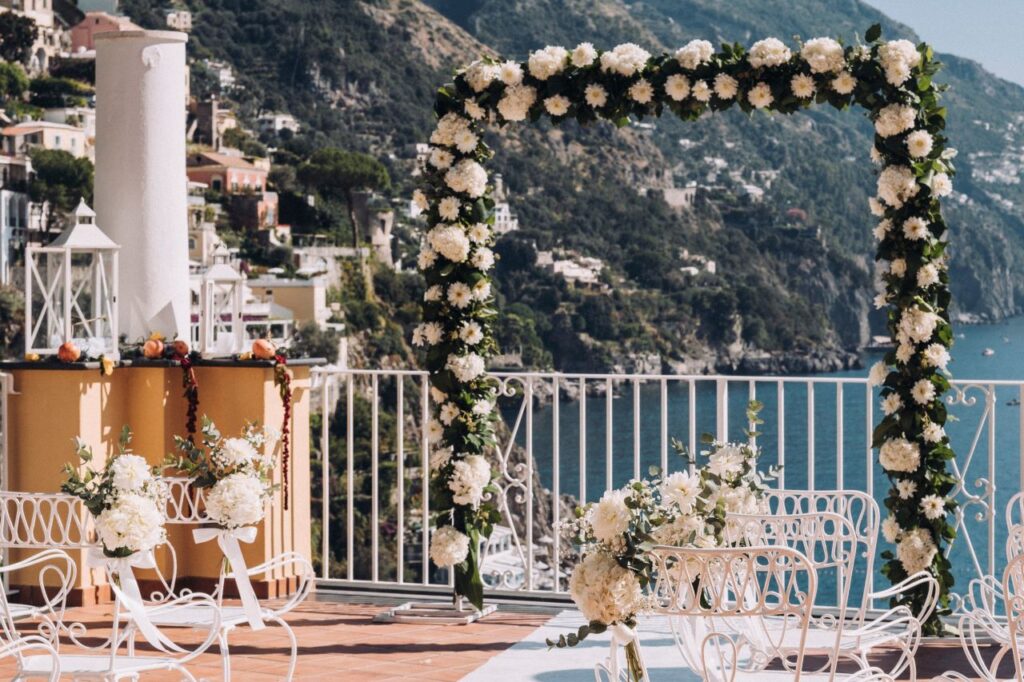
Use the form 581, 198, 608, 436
0, 596, 1009, 680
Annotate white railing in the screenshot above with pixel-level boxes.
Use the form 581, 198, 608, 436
310, 368, 1020, 610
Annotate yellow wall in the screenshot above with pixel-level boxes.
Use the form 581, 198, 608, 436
5, 364, 312, 603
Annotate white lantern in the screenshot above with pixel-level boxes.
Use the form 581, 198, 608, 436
198, 262, 244, 356
24, 200, 120, 359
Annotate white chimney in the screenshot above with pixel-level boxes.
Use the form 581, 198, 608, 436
94, 30, 190, 340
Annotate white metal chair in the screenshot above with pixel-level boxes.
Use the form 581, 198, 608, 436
645, 543, 894, 681
130, 476, 314, 681
954, 551, 1024, 681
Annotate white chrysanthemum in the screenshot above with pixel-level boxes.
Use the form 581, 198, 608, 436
890, 258, 907, 278
897, 528, 937, 575
412, 189, 429, 211
896, 343, 913, 364
589, 489, 631, 547
882, 516, 902, 543
218, 438, 259, 469
906, 130, 934, 158
110, 454, 152, 493
922, 343, 950, 370
931, 173, 953, 197
544, 95, 571, 117
879, 438, 921, 473
923, 421, 945, 444
463, 60, 499, 93
449, 454, 491, 507
471, 247, 495, 271
868, 361, 889, 387
652, 513, 711, 547
496, 84, 536, 122
498, 60, 523, 85
747, 82, 773, 109
454, 128, 479, 154
569, 551, 644, 625
664, 74, 690, 101
571, 42, 598, 68
879, 39, 922, 87
920, 495, 946, 520
708, 444, 745, 479
900, 306, 940, 344
584, 84, 608, 108
873, 219, 892, 241
599, 43, 650, 76
468, 223, 490, 244
431, 113, 470, 147
438, 197, 461, 221
831, 71, 856, 94
460, 320, 484, 345
429, 447, 452, 472
430, 525, 470, 567
897, 479, 918, 500
429, 148, 453, 170
660, 470, 701, 514
439, 402, 460, 426
446, 353, 486, 383
472, 399, 494, 416
468, 281, 489, 303
422, 322, 443, 346
528, 45, 568, 80
877, 165, 920, 208
205, 473, 268, 529
712, 73, 738, 100
875, 104, 917, 138
464, 100, 485, 120
423, 285, 443, 303
912, 379, 936, 405
881, 392, 903, 416
692, 80, 711, 102
96, 493, 166, 554
417, 247, 437, 271
868, 196, 885, 217
801, 37, 845, 74
917, 263, 940, 288
748, 38, 791, 68
428, 225, 471, 263
903, 216, 930, 241
628, 78, 654, 104
411, 324, 425, 347
675, 39, 714, 70
791, 73, 815, 98
426, 419, 444, 443
445, 159, 488, 198
447, 282, 473, 309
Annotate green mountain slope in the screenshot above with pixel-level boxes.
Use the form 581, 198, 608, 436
122, 0, 1024, 372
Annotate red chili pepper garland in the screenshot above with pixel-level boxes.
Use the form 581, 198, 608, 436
174, 351, 200, 442
273, 353, 293, 510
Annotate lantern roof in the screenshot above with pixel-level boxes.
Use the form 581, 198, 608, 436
47, 199, 119, 250
202, 262, 243, 282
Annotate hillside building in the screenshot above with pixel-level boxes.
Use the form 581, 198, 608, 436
70, 11, 140, 52
2, 120, 89, 159
186, 150, 268, 194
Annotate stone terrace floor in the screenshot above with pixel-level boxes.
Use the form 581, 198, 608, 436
0, 595, 1011, 680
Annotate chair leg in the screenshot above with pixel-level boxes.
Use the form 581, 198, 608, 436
219, 630, 232, 681
269, 616, 298, 681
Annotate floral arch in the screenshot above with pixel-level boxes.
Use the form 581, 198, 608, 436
413, 25, 956, 626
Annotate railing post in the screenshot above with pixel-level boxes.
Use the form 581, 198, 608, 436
716, 378, 728, 442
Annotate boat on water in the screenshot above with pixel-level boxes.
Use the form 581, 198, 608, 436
983, 348, 996, 356
1009, 398, 1021, 407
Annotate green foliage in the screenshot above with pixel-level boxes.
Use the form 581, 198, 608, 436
0, 12, 38, 64
298, 149, 391, 247
27, 149, 94, 234
28, 77, 93, 108
289, 321, 340, 363
0, 286, 24, 358
221, 126, 267, 157
0, 62, 29, 100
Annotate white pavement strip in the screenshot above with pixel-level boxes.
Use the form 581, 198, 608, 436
460, 610, 702, 682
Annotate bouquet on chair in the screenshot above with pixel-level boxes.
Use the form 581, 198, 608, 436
165, 417, 276, 529
62, 426, 168, 558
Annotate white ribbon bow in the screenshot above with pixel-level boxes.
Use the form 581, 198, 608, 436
192, 526, 265, 631
86, 548, 187, 654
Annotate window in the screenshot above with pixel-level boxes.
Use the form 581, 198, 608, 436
188, 238, 196, 249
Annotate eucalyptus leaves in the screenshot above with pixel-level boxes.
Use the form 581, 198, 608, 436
418, 24, 956, 624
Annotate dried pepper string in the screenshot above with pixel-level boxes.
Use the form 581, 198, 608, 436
273, 353, 293, 509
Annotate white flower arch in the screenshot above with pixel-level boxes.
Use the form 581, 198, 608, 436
415, 25, 956, 629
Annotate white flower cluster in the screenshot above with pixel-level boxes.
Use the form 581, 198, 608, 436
110, 454, 151, 493
800, 37, 845, 74
528, 45, 568, 80
599, 43, 651, 77
448, 454, 492, 507
876, 165, 920, 208
896, 527, 938, 574
568, 551, 645, 624
497, 84, 537, 122
96, 492, 166, 555
588, 489, 632, 550
427, 224, 471, 263
675, 39, 714, 70
874, 104, 917, 138
444, 159, 488, 198
878, 39, 922, 86
446, 353, 485, 383
430, 525, 471, 567
879, 438, 921, 473
205, 472, 270, 529
214, 437, 260, 470
748, 38, 791, 68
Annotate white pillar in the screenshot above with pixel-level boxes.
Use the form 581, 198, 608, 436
94, 30, 189, 340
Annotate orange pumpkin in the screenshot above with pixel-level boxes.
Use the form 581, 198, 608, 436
142, 338, 165, 359
171, 339, 189, 357
252, 338, 276, 360
57, 341, 81, 363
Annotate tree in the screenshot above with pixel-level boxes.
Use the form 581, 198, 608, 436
289, 321, 340, 363
0, 286, 24, 359
28, 150, 94, 235
0, 13, 38, 65
28, 77, 92, 108
297, 149, 390, 248
0, 62, 28, 101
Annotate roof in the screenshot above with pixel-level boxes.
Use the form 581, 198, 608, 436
2, 121, 84, 136
187, 151, 264, 171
